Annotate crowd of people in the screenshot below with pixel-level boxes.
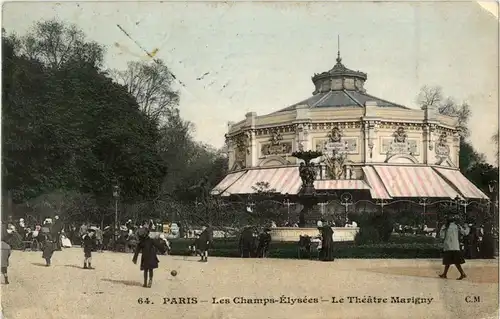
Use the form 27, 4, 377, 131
0, 212, 493, 287
0, 216, 179, 286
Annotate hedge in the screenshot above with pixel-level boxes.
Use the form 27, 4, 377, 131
168, 237, 442, 259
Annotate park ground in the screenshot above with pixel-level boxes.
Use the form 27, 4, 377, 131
1, 248, 498, 319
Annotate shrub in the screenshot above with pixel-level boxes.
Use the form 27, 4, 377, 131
167, 236, 443, 259
355, 226, 380, 245
480, 234, 496, 259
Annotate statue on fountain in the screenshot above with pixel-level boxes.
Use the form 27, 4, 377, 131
293, 151, 323, 227
299, 162, 316, 188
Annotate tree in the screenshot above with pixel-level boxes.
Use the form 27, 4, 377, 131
465, 163, 498, 194
2, 21, 167, 212
492, 132, 499, 165
111, 60, 180, 121
417, 85, 471, 138
459, 140, 487, 172
8, 19, 104, 69
416, 85, 487, 174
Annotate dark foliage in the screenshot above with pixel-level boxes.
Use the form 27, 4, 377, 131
2, 20, 228, 225
167, 237, 444, 259
2, 32, 166, 205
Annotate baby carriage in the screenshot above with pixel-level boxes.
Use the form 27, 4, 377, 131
25, 230, 45, 251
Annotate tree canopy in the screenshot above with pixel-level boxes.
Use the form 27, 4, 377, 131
111, 60, 180, 122
2, 20, 226, 224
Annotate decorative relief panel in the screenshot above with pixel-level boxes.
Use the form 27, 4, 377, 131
434, 132, 450, 163
379, 127, 419, 156
312, 127, 357, 179
260, 129, 293, 156
232, 133, 250, 170
315, 138, 358, 154
313, 126, 359, 154
260, 142, 293, 156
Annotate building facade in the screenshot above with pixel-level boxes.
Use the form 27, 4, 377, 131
212, 54, 487, 203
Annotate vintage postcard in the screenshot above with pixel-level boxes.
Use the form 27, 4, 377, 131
1, 1, 499, 319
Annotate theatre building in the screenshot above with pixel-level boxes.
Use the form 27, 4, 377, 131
212, 53, 488, 224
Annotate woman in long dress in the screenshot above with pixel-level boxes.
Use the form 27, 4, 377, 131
439, 215, 469, 280
132, 229, 166, 288
319, 222, 335, 261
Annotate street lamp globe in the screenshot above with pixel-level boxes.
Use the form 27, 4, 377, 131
488, 180, 497, 194
113, 185, 120, 198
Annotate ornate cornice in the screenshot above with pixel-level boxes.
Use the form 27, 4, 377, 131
228, 120, 459, 137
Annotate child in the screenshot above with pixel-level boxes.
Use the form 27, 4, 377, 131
132, 228, 166, 288
1, 240, 11, 284
195, 225, 212, 262
257, 228, 272, 258
42, 236, 55, 266
82, 229, 96, 269
189, 232, 200, 256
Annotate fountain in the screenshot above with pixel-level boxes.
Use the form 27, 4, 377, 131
291, 150, 331, 227
267, 150, 360, 242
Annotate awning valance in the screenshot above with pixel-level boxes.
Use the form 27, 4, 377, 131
212, 165, 487, 200
223, 167, 302, 196
372, 165, 462, 199
433, 167, 489, 200
314, 180, 370, 191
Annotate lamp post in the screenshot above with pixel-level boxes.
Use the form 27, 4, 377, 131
112, 185, 120, 242
318, 202, 328, 217
487, 181, 498, 247
340, 193, 353, 224
376, 199, 388, 214
453, 195, 462, 217
419, 198, 428, 225
283, 199, 295, 224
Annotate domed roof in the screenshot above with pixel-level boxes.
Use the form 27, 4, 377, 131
276, 53, 408, 112
312, 53, 367, 84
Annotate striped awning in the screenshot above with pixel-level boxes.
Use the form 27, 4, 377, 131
433, 167, 489, 199
372, 165, 462, 199
223, 167, 302, 196
314, 180, 371, 191
210, 171, 246, 196
362, 166, 392, 199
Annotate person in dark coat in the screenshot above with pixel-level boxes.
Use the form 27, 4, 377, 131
464, 224, 479, 259
319, 221, 335, 261
195, 225, 213, 262
42, 236, 55, 266
82, 229, 97, 269
51, 216, 64, 251
257, 228, 272, 258
132, 229, 166, 288
1, 240, 11, 284
239, 227, 255, 258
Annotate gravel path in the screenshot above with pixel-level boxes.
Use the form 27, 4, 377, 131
1, 249, 498, 319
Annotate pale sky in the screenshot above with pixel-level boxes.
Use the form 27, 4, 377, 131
2, 1, 499, 163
